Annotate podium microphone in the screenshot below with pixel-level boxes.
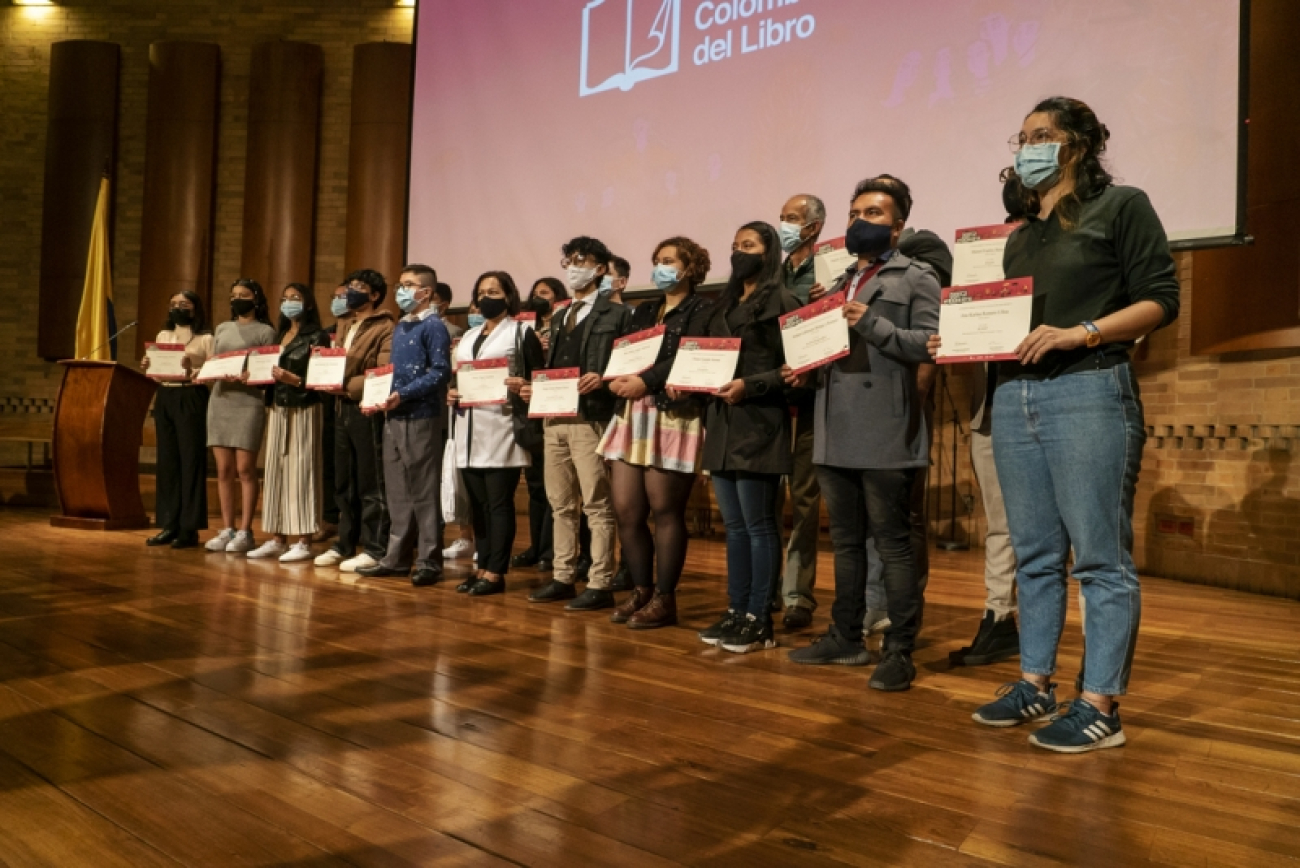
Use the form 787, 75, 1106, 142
79, 320, 138, 361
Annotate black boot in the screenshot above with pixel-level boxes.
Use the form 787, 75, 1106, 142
950, 611, 1020, 667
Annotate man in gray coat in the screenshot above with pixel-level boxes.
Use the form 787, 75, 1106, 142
783, 175, 940, 691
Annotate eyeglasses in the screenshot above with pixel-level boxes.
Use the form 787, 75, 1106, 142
346, 282, 370, 293
1008, 128, 1064, 153
560, 255, 593, 268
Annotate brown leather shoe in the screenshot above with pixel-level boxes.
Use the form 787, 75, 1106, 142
627, 591, 677, 630
609, 586, 653, 623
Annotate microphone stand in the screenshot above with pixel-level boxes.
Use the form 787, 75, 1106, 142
78, 321, 138, 361
937, 366, 970, 551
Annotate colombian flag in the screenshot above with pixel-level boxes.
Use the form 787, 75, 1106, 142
74, 175, 117, 361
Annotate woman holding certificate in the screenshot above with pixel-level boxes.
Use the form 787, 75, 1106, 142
962, 97, 1180, 753
246, 284, 331, 563
599, 236, 714, 629
696, 222, 803, 654
449, 271, 544, 595
142, 291, 214, 549
204, 279, 278, 554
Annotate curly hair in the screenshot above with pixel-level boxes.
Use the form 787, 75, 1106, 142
652, 236, 712, 288
1019, 96, 1114, 230
344, 268, 388, 305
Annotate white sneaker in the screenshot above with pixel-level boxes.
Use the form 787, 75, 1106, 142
225, 530, 255, 554
339, 552, 377, 573
246, 539, 287, 560
314, 548, 345, 567
205, 528, 235, 551
442, 538, 473, 560
280, 542, 314, 563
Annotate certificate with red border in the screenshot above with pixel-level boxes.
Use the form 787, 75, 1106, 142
952, 223, 1017, 287
305, 347, 348, 390
145, 342, 187, 381
457, 356, 510, 406
527, 367, 580, 418
194, 350, 249, 383
361, 364, 394, 410
666, 337, 741, 394
780, 294, 851, 375
243, 346, 282, 386
602, 325, 665, 379
936, 278, 1033, 364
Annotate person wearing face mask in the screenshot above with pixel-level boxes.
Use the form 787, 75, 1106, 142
780, 175, 940, 692
314, 283, 353, 544
598, 256, 630, 306
354, 264, 453, 586
526, 236, 632, 610
245, 284, 331, 563
141, 291, 214, 549
599, 236, 714, 628
432, 282, 462, 339
313, 269, 396, 573
695, 222, 804, 655
204, 279, 278, 554
946, 98, 1179, 754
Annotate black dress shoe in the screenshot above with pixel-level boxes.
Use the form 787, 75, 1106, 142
356, 564, 409, 578
456, 578, 476, 593
565, 588, 616, 611
573, 555, 592, 583
170, 532, 200, 550
608, 561, 633, 592
411, 567, 443, 587
511, 550, 539, 568
948, 611, 1020, 667
528, 579, 576, 603
147, 529, 178, 547
782, 606, 813, 630
535, 558, 553, 572
467, 578, 504, 596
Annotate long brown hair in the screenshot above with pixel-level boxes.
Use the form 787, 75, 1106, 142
1019, 96, 1114, 231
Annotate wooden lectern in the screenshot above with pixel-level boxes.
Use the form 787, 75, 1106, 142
50, 360, 157, 530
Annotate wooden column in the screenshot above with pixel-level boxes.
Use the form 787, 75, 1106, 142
344, 42, 413, 317
238, 41, 322, 318
38, 41, 120, 362
136, 42, 221, 357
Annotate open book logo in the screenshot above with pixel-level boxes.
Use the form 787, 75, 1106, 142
580, 0, 682, 97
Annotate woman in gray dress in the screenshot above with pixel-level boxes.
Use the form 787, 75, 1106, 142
205, 279, 277, 554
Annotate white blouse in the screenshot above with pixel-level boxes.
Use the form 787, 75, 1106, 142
453, 319, 531, 469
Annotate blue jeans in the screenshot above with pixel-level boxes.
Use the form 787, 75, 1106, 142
711, 471, 782, 620
992, 364, 1145, 696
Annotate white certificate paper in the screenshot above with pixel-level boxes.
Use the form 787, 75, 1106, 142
528, 367, 581, 418
936, 278, 1034, 364
457, 356, 510, 406
813, 236, 857, 290
145, 342, 187, 381
305, 347, 348, 390
361, 364, 394, 410
666, 338, 742, 394
602, 325, 665, 379
951, 223, 1017, 287
194, 350, 249, 383
514, 312, 537, 330
780, 294, 851, 375
244, 346, 281, 386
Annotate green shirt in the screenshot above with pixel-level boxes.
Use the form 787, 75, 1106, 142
782, 251, 817, 305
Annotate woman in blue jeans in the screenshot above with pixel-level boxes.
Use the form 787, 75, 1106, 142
695, 221, 803, 654
945, 97, 1180, 753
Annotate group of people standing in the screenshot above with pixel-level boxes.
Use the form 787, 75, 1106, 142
142, 96, 1179, 755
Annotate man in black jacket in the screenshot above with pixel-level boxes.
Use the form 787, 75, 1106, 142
529, 236, 632, 610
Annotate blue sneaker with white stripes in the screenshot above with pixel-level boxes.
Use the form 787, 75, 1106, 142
1029, 698, 1126, 753
971, 680, 1057, 727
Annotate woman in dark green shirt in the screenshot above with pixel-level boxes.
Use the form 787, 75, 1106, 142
967, 97, 1180, 754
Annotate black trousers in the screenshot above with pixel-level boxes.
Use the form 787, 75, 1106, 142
153, 386, 209, 533
334, 401, 390, 559
462, 467, 521, 576
320, 393, 339, 525
523, 450, 553, 560
818, 465, 922, 651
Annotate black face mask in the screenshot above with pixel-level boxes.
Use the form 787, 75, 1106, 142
478, 296, 508, 320
845, 219, 894, 257
730, 250, 765, 282
169, 308, 194, 327
345, 288, 371, 310
526, 295, 553, 318
230, 298, 256, 317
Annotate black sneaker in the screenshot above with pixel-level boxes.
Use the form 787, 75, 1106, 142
949, 611, 1020, 667
698, 610, 743, 646
972, 680, 1057, 727
719, 614, 777, 654
1029, 698, 1125, 753
868, 650, 916, 691
565, 588, 615, 611
788, 627, 870, 666
528, 580, 576, 603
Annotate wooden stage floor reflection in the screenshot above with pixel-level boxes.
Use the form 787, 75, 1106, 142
0, 507, 1297, 867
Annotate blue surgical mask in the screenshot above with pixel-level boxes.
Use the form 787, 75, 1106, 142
651, 264, 680, 291
1014, 142, 1062, 190
396, 287, 422, 313
280, 300, 304, 320
468, 313, 486, 329
330, 297, 349, 317
778, 221, 806, 254
597, 275, 615, 296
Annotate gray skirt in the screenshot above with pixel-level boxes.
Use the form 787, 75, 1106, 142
206, 380, 268, 451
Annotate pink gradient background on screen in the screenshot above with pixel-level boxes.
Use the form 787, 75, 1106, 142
409, 0, 1239, 294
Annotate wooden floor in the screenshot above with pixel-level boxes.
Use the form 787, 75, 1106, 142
0, 509, 1298, 867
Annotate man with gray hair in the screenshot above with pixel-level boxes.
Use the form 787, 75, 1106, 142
776, 193, 827, 630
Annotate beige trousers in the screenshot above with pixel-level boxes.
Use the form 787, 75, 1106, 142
544, 420, 615, 589
971, 422, 1018, 618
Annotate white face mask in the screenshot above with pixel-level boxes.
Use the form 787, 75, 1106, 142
566, 265, 598, 292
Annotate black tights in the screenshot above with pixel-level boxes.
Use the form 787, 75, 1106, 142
610, 461, 696, 593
